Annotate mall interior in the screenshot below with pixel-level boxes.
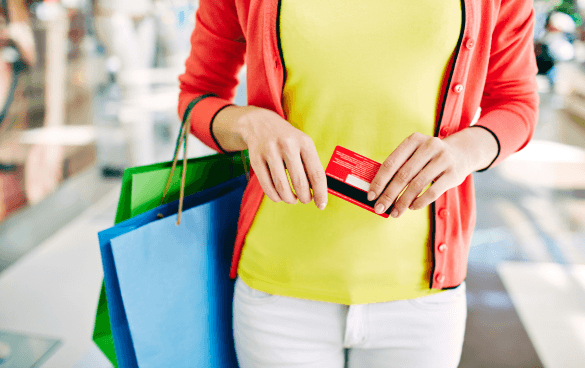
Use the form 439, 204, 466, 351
1, 0, 585, 367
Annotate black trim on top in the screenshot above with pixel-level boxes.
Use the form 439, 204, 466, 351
430, 0, 466, 290
442, 283, 463, 290
469, 125, 501, 172
276, 0, 287, 91
433, 4, 467, 139
210, 104, 234, 154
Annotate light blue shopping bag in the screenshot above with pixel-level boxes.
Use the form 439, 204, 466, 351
98, 175, 245, 368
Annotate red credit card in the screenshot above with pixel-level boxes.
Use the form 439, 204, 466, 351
325, 146, 392, 218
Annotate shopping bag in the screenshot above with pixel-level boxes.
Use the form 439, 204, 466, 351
92, 95, 249, 366
99, 176, 245, 367
93, 153, 248, 367
92, 284, 118, 365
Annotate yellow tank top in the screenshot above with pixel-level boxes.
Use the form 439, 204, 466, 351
238, 0, 462, 304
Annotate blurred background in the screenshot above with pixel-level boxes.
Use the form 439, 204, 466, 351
0, 0, 584, 367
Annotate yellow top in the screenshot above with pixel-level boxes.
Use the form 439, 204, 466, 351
238, 0, 462, 304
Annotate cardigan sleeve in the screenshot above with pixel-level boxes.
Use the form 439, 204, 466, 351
178, 0, 246, 153
476, 0, 539, 169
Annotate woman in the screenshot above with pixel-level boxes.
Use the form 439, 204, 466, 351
179, 0, 538, 367
1, 0, 35, 117
0, 0, 34, 222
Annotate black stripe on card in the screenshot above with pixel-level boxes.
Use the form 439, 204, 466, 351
326, 176, 393, 216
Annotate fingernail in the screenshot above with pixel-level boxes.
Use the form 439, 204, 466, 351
318, 203, 326, 210
367, 191, 376, 201
375, 204, 385, 214
391, 209, 399, 218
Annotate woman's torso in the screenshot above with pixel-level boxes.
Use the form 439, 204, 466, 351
238, 0, 462, 304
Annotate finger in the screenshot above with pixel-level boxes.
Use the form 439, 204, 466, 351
374, 137, 443, 215
283, 152, 312, 204
409, 173, 452, 210
300, 143, 328, 210
266, 155, 298, 205
391, 158, 446, 217
368, 133, 425, 202
251, 155, 282, 203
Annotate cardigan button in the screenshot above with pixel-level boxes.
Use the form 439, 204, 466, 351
440, 127, 449, 137
453, 84, 464, 93
438, 208, 449, 219
438, 243, 447, 253
466, 38, 475, 50
435, 273, 445, 283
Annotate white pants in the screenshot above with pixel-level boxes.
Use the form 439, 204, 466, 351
233, 277, 467, 368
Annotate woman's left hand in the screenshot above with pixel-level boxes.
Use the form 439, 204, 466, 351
366, 128, 498, 218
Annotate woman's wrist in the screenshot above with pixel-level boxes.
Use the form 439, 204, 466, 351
443, 126, 499, 173
212, 105, 257, 152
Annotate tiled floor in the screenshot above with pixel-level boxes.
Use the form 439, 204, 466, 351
460, 75, 585, 367
499, 262, 585, 368
0, 188, 118, 367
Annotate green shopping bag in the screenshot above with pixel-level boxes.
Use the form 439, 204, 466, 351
91, 96, 250, 366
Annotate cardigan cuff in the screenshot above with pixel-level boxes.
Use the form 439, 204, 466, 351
468, 125, 501, 172
209, 104, 235, 154
189, 96, 233, 153
472, 108, 533, 169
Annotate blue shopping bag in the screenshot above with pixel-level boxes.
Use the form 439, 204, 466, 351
98, 175, 246, 368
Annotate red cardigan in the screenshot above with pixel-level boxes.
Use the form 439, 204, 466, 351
178, 0, 539, 289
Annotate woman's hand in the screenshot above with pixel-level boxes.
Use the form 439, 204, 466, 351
367, 128, 498, 218
214, 105, 328, 210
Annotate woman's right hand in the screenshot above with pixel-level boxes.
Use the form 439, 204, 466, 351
213, 105, 328, 210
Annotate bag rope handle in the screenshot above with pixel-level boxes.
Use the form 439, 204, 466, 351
158, 95, 249, 225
